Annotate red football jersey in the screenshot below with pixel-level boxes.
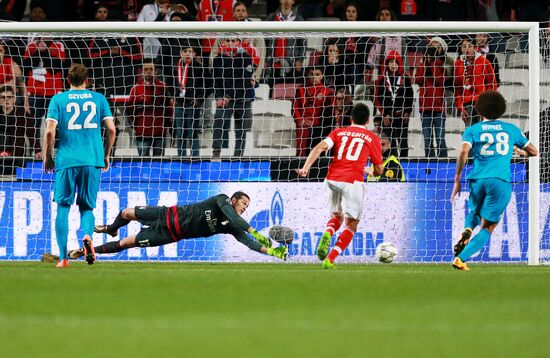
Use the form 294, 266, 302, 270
324, 125, 383, 183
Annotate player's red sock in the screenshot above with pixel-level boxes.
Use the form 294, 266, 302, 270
327, 229, 354, 262
324, 217, 342, 236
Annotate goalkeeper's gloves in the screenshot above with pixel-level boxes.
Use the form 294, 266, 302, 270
267, 246, 288, 261
250, 229, 272, 247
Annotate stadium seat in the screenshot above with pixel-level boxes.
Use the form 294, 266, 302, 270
272, 83, 301, 100
505, 52, 529, 69
251, 100, 295, 148
495, 53, 506, 70
408, 132, 424, 157
408, 116, 422, 134
306, 37, 323, 51
499, 84, 529, 102
255, 84, 270, 100
504, 100, 529, 120
540, 68, 550, 85
446, 133, 463, 152
501, 117, 527, 132
500, 68, 528, 86
445, 116, 465, 134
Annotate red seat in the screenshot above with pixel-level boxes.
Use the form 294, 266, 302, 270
272, 83, 302, 100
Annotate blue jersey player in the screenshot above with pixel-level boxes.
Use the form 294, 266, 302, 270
450, 90, 538, 271
43, 64, 117, 268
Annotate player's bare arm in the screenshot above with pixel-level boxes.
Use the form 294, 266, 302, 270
372, 163, 384, 177
43, 120, 57, 173
298, 140, 329, 177
513, 143, 538, 157
450, 142, 471, 203
103, 118, 117, 171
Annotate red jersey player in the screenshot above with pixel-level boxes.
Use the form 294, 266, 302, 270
298, 103, 384, 269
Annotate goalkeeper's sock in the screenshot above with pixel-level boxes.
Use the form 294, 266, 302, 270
80, 209, 95, 238
108, 211, 131, 232
55, 204, 71, 260
324, 216, 342, 236
458, 228, 490, 262
94, 240, 124, 254
327, 229, 354, 262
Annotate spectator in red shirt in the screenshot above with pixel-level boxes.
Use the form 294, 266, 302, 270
127, 61, 173, 156
454, 36, 497, 127
293, 66, 333, 157
414, 41, 447, 158
0, 40, 28, 114
22, 37, 66, 159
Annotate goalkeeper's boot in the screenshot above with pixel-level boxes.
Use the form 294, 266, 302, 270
94, 224, 118, 237
322, 258, 335, 270
317, 232, 332, 261
68, 248, 84, 260
452, 257, 470, 271
56, 259, 69, 268
82, 235, 96, 265
454, 228, 472, 257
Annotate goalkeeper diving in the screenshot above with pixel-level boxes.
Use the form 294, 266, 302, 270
68, 192, 288, 263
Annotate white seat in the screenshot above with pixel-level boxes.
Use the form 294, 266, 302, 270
499, 84, 529, 102
501, 117, 526, 131
504, 100, 529, 120
495, 53, 506, 70
408, 132, 424, 157
306, 36, 324, 51
252, 99, 292, 117
445, 116, 465, 133
255, 84, 270, 100
500, 68, 528, 86
540, 69, 550, 85
505, 52, 529, 69
251, 100, 294, 148
446, 133, 463, 150
408, 116, 422, 133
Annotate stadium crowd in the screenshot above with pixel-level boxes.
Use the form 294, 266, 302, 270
0, 0, 548, 164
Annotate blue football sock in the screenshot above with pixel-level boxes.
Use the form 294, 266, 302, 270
55, 205, 71, 260
80, 209, 95, 238
464, 213, 481, 231
458, 228, 491, 262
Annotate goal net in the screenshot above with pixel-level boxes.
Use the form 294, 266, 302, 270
0, 21, 544, 264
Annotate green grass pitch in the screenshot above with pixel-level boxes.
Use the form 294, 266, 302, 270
1, 262, 549, 358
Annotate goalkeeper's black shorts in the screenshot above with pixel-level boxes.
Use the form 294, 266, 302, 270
134, 206, 174, 248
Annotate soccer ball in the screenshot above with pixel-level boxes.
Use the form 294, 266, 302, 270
376, 242, 398, 263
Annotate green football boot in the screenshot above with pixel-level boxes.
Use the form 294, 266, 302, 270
322, 258, 335, 270
317, 231, 332, 261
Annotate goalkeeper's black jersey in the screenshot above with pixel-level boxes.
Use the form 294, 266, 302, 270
167, 194, 252, 241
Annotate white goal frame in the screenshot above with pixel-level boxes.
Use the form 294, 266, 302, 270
0, 20, 540, 264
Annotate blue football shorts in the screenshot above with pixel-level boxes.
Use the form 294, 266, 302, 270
54, 166, 101, 210
467, 178, 512, 224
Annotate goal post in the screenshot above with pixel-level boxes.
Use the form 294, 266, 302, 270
0, 20, 543, 264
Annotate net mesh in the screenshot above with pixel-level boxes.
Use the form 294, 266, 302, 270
0, 28, 545, 263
